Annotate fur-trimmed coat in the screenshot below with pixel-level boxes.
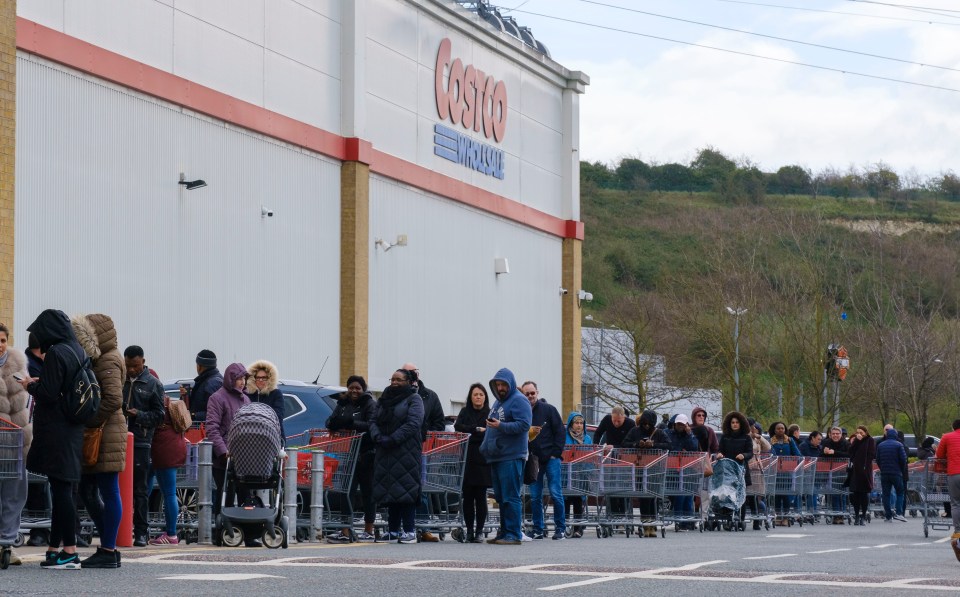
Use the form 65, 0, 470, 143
72, 314, 127, 473
245, 359, 285, 442
0, 348, 32, 456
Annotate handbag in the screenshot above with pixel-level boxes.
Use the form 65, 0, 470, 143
168, 398, 192, 433
524, 454, 540, 485
82, 423, 105, 467
702, 456, 714, 478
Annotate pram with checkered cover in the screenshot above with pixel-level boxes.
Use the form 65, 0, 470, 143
215, 403, 289, 548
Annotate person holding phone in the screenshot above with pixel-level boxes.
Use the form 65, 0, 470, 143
523, 381, 566, 541
453, 383, 491, 543
0, 323, 31, 566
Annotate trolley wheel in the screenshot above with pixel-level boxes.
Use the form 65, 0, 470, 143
910, 510, 917, 518
596, 527, 602, 538
451, 528, 464, 543
263, 528, 284, 549
661, 527, 666, 538
280, 516, 289, 549
924, 526, 929, 538
13, 533, 24, 548
601, 526, 611, 538
764, 521, 770, 530
698, 522, 703, 533
1, 547, 10, 570
220, 526, 244, 548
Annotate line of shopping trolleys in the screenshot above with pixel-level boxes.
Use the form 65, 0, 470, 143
4, 415, 957, 547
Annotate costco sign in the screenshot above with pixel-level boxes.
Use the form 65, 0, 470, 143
433, 38, 506, 179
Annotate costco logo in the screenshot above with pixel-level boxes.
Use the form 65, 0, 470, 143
433, 38, 506, 179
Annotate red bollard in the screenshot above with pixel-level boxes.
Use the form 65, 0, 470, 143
116, 432, 134, 547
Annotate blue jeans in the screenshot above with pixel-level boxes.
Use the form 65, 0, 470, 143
152, 467, 179, 536
881, 473, 904, 520
530, 456, 565, 535
491, 459, 524, 541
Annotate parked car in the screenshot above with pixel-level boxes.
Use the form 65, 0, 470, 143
872, 433, 940, 459
163, 378, 347, 444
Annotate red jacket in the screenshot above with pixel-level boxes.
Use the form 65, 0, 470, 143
935, 430, 960, 475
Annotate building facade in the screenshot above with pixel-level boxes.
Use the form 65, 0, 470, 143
6, 0, 588, 414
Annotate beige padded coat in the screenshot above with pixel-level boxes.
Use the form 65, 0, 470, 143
72, 314, 127, 473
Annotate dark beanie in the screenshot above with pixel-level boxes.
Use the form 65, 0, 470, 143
196, 349, 217, 368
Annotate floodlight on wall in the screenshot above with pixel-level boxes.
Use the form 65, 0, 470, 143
178, 173, 207, 190
375, 235, 408, 252
494, 257, 510, 275
577, 289, 593, 307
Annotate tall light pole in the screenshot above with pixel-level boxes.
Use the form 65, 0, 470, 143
726, 306, 747, 412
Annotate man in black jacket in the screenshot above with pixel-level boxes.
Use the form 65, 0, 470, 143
524, 381, 566, 540
185, 349, 222, 422
122, 346, 165, 547
821, 426, 850, 523
402, 363, 446, 541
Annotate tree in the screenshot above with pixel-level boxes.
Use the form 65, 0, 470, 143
690, 146, 737, 191
774, 165, 813, 195
615, 158, 652, 191
649, 163, 697, 192
580, 160, 615, 190
934, 171, 960, 201
863, 162, 900, 199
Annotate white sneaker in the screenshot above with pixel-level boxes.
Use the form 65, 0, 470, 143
893, 514, 907, 522
399, 532, 417, 544
521, 532, 532, 542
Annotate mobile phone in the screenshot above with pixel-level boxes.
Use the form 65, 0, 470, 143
12, 373, 23, 382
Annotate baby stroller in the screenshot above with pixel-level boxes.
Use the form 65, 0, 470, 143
706, 457, 746, 531
215, 403, 288, 548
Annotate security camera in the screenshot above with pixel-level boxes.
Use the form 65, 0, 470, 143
559, 287, 569, 296
261, 206, 274, 218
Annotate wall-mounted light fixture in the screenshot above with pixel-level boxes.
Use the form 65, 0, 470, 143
178, 173, 207, 190
375, 235, 408, 252
577, 289, 593, 307
494, 257, 510, 276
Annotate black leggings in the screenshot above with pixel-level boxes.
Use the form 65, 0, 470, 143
340, 452, 376, 525
462, 485, 488, 534
48, 477, 77, 549
850, 491, 870, 517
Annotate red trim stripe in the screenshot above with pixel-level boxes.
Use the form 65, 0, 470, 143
15, 17, 583, 240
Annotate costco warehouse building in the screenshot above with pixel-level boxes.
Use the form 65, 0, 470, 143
0, 0, 588, 414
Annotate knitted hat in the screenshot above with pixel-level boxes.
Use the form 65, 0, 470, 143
196, 349, 217, 368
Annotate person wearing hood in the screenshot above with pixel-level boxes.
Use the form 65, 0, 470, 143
185, 349, 222, 422
691, 407, 719, 454
0, 323, 31, 567
206, 362, 253, 542
563, 411, 591, 538
370, 369, 424, 544
876, 427, 908, 523
71, 315, 127, 568
121, 345, 165, 547
523, 381, 566, 541
453, 383, 492, 543
665, 414, 699, 529
479, 367, 532, 545
623, 410, 670, 537
325, 375, 377, 543
21, 309, 86, 569
401, 363, 445, 542
245, 360, 285, 443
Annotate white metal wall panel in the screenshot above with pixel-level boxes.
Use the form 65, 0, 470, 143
176, 0, 265, 45
369, 175, 564, 412
15, 56, 342, 383
63, 0, 175, 72
264, 51, 341, 134
265, 0, 341, 78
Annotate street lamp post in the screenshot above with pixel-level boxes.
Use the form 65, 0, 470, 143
726, 306, 747, 412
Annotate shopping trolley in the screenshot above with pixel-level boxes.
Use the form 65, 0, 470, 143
419, 432, 470, 541
919, 459, 952, 538
662, 451, 709, 532
745, 454, 776, 530
293, 430, 362, 540
811, 457, 851, 524
551, 445, 604, 538
0, 418, 24, 569
905, 461, 926, 518
603, 448, 667, 538
772, 456, 808, 526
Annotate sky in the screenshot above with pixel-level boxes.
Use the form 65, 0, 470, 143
491, 0, 960, 179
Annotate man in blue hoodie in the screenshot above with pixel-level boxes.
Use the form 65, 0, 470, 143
876, 427, 908, 522
480, 368, 532, 545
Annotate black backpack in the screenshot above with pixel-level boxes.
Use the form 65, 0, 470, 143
63, 348, 102, 424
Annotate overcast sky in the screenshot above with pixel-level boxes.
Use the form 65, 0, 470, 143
498, 0, 960, 178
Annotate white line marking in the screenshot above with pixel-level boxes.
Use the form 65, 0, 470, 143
743, 554, 796, 560
766, 534, 808, 538
874, 544, 897, 549
857, 546, 873, 549
910, 542, 933, 546
808, 548, 851, 554
538, 576, 622, 591
934, 536, 953, 544
159, 573, 282, 581
537, 560, 727, 592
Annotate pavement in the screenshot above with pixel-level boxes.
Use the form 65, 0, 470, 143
5, 516, 960, 596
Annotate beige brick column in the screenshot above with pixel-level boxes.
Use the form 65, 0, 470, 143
340, 160, 369, 382
561, 237, 583, 418
0, 1, 14, 330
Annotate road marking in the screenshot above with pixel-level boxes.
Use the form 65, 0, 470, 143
537, 560, 727, 592
910, 542, 932, 546
159, 573, 283, 581
934, 536, 953, 544
767, 534, 808, 538
874, 544, 897, 549
807, 548, 851, 554
743, 554, 795, 560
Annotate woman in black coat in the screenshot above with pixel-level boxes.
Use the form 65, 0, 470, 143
718, 411, 753, 524
847, 425, 876, 526
325, 375, 378, 543
369, 369, 424, 544
453, 383, 491, 543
